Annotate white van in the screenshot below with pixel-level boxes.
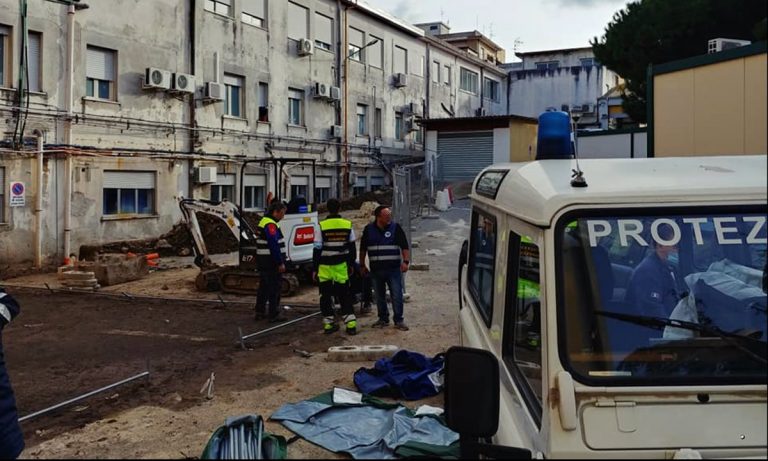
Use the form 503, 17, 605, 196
447, 155, 767, 459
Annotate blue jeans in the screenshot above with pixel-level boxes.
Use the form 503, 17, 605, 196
371, 268, 404, 324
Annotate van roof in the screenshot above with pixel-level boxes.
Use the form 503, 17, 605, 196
471, 155, 768, 226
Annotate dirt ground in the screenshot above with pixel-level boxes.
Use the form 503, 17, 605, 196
1, 201, 471, 459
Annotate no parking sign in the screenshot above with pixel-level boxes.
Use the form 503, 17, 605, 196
9, 181, 25, 207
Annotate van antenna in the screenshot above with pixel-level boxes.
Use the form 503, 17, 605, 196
570, 112, 588, 188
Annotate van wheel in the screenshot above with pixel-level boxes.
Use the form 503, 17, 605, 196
458, 239, 468, 310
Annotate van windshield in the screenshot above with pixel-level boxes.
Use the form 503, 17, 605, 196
557, 208, 767, 385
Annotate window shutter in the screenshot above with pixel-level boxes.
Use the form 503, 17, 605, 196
216, 173, 236, 186
244, 174, 266, 187
287, 2, 308, 40
28, 32, 41, 92
316, 176, 331, 188
315, 13, 332, 45
349, 27, 363, 48
223, 73, 242, 87
243, 0, 264, 18
291, 175, 309, 186
103, 171, 155, 189
87, 46, 115, 81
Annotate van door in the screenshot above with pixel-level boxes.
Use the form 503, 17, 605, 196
497, 224, 546, 452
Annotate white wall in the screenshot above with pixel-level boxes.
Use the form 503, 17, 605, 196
493, 127, 510, 164
577, 131, 647, 159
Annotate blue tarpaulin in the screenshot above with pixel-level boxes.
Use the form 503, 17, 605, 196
353, 350, 445, 400
270, 389, 458, 459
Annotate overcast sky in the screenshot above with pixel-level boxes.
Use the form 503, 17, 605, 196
362, 0, 630, 60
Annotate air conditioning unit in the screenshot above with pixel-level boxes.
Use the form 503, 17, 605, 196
405, 119, 419, 132
405, 102, 422, 117
313, 82, 330, 99
475, 107, 487, 117
204, 81, 225, 101
195, 166, 217, 184
144, 67, 172, 90
582, 104, 594, 113
393, 73, 407, 88
330, 124, 343, 139
172, 72, 195, 93
348, 172, 358, 186
329, 86, 341, 101
708, 38, 751, 54
570, 104, 583, 113
297, 38, 314, 56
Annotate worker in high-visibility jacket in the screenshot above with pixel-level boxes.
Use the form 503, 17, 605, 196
313, 198, 358, 335
254, 200, 288, 323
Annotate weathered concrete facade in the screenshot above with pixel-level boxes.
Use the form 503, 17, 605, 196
0, 0, 507, 268
505, 47, 621, 126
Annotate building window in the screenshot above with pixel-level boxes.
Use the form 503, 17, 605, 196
352, 177, 367, 196
374, 108, 382, 139
393, 45, 407, 75
535, 60, 559, 71
287, 2, 308, 40
413, 55, 424, 77
356, 104, 368, 136
502, 231, 543, 426
432, 61, 440, 83
290, 176, 309, 200
468, 210, 497, 324
415, 126, 423, 144
315, 13, 333, 51
315, 176, 332, 204
28, 31, 42, 92
348, 27, 364, 62
258, 82, 268, 122
86, 46, 116, 100
444, 65, 451, 86
484, 77, 500, 102
288, 88, 304, 125
370, 177, 384, 191
580, 57, 594, 68
369, 35, 383, 68
210, 173, 236, 203
395, 112, 404, 141
244, 174, 266, 210
205, 0, 231, 16
0, 25, 10, 87
459, 67, 478, 94
103, 171, 156, 216
0, 166, 5, 222
242, 0, 266, 27
223, 73, 244, 117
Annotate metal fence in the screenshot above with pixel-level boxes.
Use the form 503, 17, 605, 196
391, 161, 434, 260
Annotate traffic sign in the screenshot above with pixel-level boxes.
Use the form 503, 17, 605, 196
9, 181, 25, 207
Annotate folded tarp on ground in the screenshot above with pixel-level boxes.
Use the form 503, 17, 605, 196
353, 350, 445, 400
270, 388, 459, 459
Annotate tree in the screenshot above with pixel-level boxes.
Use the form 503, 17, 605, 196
591, 0, 767, 124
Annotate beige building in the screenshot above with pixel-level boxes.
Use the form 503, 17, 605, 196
650, 41, 767, 157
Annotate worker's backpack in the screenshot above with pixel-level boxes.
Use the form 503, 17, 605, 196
201, 414, 287, 460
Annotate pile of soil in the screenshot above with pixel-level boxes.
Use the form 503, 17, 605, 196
316, 188, 393, 213
79, 211, 264, 261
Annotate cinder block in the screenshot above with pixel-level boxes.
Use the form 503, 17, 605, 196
409, 263, 429, 271
325, 345, 399, 362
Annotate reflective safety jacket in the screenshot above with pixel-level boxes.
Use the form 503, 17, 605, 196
256, 215, 286, 271
318, 217, 354, 283
365, 222, 402, 272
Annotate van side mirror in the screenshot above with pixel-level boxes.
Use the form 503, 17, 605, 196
444, 346, 499, 437
445, 346, 533, 459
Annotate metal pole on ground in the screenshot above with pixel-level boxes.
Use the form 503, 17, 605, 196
19, 368, 150, 423
237, 311, 322, 350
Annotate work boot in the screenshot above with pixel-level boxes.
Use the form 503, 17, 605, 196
324, 323, 340, 334
394, 322, 410, 331
345, 319, 358, 336
371, 319, 389, 328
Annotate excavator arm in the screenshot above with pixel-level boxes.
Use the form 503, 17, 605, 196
178, 198, 254, 268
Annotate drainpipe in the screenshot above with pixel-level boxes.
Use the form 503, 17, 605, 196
341, 5, 349, 199
188, 0, 197, 198
63, 3, 75, 262
335, 0, 343, 199
34, 130, 44, 268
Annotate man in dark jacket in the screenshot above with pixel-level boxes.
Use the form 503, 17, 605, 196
255, 201, 288, 323
360, 206, 411, 331
0, 288, 24, 459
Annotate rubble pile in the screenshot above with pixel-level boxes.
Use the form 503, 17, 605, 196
316, 188, 393, 213
79, 210, 264, 261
